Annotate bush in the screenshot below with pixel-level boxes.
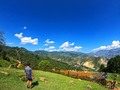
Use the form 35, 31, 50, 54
106, 55, 120, 73
0, 59, 11, 67
39, 60, 52, 71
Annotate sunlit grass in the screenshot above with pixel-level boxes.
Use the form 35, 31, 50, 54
0, 68, 107, 90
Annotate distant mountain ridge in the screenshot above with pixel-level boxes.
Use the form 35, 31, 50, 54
89, 48, 120, 59
34, 50, 93, 65
0, 45, 109, 71
34, 50, 107, 70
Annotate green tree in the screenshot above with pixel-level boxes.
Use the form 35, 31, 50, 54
98, 64, 105, 72
107, 55, 120, 73
0, 31, 5, 58
0, 31, 4, 45
39, 60, 51, 71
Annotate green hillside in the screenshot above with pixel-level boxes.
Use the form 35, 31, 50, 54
0, 44, 108, 71
0, 45, 76, 70
0, 68, 107, 90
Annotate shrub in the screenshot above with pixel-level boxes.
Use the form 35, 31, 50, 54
0, 59, 11, 67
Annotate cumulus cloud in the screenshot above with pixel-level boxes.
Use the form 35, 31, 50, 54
93, 40, 120, 51
15, 33, 38, 45
60, 41, 74, 48
15, 33, 23, 39
44, 39, 55, 46
59, 41, 82, 51
21, 37, 38, 45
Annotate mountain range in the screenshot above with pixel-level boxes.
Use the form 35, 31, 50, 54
34, 47, 120, 70
34, 50, 107, 70
89, 48, 120, 59
1, 45, 120, 71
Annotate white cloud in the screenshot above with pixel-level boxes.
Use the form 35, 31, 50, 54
44, 39, 56, 51
60, 41, 74, 48
24, 27, 27, 30
15, 33, 38, 45
44, 44, 48, 46
93, 40, 120, 51
44, 39, 55, 46
49, 46, 55, 49
44, 46, 57, 52
21, 37, 38, 45
59, 41, 82, 51
15, 33, 23, 39
6, 42, 14, 45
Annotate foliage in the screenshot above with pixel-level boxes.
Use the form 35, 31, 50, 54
107, 73, 120, 82
0, 58, 11, 67
0, 31, 4, 45
0, 31, 5, 58
34, 51, 89, 64
106, 73, 120, 88
39, 60, 51, 71
0, 46, 76, 70
34, 50, 107, 71
98, 64, 106, 72
106, 55, 120, 73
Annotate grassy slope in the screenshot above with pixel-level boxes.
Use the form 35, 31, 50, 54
107, 73, 120, 82
0, 58, 11, 67
0, 68, 107, 90
107, 73, 120, 87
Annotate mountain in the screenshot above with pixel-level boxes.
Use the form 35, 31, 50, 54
0, 45, 76, 70
34, 50, 88, 62
89, 48, 120, 59
34, 50, 107, 70
0, 45, 108, 71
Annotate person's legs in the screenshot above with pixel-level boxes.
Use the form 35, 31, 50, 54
26, 80, 30, 88
26, 77, 32, 88
29, 81, 32, 88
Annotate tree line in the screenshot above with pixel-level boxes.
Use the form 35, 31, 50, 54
99, 55, 120, 73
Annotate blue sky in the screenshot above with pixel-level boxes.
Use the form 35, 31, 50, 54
0, 0, 120, 53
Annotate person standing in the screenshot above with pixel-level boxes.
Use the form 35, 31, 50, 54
102, 72, 108, 79
25, 63, 34, 88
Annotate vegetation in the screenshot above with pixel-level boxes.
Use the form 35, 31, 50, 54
0, 31, 4, 45
0, 32, 107, 71
98, 64, 106, 72
0, 67, 107, 90
106, 55, 120, 73
0, 57, 10, 67
0, 31, 120, 89
39, 60, 51, 71
107, 73, 120, 82
0, 45, 77, 70
0, 31, 5, 59
34, 50, 107, 71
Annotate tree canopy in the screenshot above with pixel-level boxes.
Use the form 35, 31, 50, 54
106, 55, 120, 73
0, 31, 4, 45
39, 60, 51, 71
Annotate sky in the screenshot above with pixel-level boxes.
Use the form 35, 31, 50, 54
0, 0, 120, 53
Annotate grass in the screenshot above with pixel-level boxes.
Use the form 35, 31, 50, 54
107, 73, 120, 82
107, 73, 120, 87
0, 58, 11, 67
0, 67, 107, 90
